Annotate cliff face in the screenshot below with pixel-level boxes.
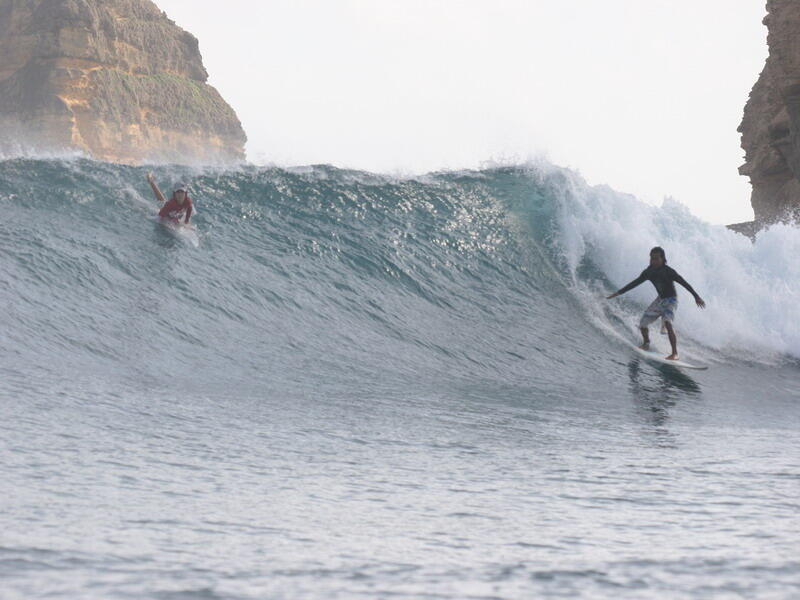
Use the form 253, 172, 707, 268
738, 0, 800, 226
0, 0, 246, 164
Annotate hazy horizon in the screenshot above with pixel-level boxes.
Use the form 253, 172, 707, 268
156, 0, 768, 225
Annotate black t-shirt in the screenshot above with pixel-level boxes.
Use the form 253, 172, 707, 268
617, 265, 698, 300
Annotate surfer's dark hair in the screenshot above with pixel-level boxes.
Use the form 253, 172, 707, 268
650, 246, 667, 263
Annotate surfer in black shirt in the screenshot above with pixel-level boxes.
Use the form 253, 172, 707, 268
607, 247, 705, 361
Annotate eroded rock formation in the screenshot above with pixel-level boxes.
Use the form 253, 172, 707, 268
737, 0, 800, 231
0, 0, 246, 164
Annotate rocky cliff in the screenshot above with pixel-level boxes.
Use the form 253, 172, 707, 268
737, 0, 800, 230
0, 0, 246, 164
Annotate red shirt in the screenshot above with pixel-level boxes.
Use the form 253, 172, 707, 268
159, 197, 193, 223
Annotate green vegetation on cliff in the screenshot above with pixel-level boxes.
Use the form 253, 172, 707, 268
91, 69, 243, 135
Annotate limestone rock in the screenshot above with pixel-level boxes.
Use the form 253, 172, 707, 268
0, 0, 246, 164
738, 0, 800, 228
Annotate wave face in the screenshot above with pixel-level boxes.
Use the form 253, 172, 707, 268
1, 158, 798, 395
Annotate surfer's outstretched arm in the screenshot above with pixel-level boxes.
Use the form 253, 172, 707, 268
674, 273, 706, 308
147, 173, 167, 204
607, 272, 646, 299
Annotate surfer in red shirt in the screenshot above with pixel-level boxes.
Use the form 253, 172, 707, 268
147, 173, 193, 225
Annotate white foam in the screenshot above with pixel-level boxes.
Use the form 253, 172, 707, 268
0, 145, 88, 162
547, 169, 800, 361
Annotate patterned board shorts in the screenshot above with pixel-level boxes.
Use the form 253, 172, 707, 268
640, 296, 678, 328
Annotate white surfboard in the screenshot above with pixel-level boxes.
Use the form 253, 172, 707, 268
153, 216, 199, 248
631, 343, 708, 371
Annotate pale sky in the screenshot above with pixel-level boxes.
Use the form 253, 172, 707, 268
156, 0, 768, 225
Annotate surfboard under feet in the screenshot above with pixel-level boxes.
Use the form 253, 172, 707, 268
630, 343, 708, 371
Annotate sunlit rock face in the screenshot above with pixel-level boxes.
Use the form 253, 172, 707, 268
738, 0, 800, 227
0, 0, 246, 164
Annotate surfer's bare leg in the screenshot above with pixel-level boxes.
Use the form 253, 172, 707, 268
639, 327, 650, 350
664, 321, 678, 360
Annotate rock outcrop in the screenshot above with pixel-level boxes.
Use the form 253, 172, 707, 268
737, 0, 800, 230
0, 0, 246, 164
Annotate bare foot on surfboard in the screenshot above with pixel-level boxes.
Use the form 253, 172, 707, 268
638, 343, 650, 351
666, 353, 679, 361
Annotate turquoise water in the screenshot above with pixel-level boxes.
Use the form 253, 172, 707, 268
1, 158, 799, 598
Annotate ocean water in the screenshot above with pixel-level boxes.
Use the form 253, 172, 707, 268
1, 158, 799, 599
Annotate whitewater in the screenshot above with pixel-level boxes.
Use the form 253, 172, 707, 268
1, 157, 799, 599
